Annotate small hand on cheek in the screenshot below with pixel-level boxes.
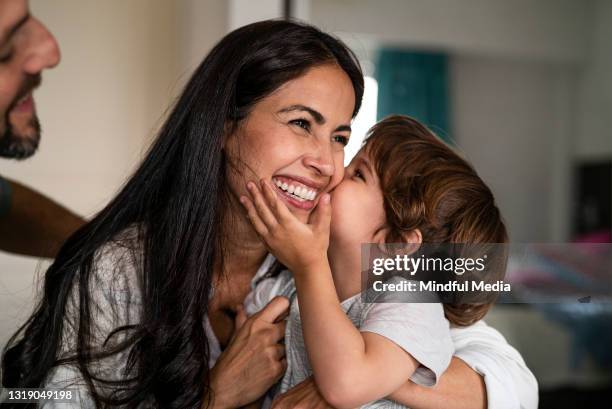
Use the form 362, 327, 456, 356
239, 179, 331, 273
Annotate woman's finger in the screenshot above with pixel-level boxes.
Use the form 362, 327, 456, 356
272, 343, 286, 360
269, 319, 287, 343
234, 304, 247, 331
240, 195, 269, 236
247, 181, 279, 230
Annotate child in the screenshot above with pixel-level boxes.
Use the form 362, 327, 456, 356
239, 115, 508, 408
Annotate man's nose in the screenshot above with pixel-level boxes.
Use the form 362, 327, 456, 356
22, 18, 61, 75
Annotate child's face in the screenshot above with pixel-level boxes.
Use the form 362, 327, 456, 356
329, 148, 386, 247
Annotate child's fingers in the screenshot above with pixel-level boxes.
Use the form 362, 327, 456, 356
239, 195, 269, 236
246, 181, 279, 230
310, 193, 332, 234
261, 179, 293, 223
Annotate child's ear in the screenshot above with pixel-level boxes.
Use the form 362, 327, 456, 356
402, 229, 422, 245
398, 229, 422, 256
373, 228, 422, 255
373, 227, 389, 246
373, 227, 422, 244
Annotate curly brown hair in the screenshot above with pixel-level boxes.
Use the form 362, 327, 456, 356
364, 115, 508, 326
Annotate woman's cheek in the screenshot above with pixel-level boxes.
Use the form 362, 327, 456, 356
326, 163, 345, 192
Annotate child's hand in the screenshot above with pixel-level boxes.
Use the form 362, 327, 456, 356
239, 179, 331, 274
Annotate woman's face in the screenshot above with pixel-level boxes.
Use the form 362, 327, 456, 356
226, 64, 356, 223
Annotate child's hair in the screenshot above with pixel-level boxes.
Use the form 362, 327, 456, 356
364, 115, 508, 326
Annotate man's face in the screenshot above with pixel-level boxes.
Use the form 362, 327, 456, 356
0, 0, 60, 159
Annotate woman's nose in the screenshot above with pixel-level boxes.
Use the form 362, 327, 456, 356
302, 145, 336, 177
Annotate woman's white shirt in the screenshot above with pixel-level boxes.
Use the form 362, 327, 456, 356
41, 244, 537, 409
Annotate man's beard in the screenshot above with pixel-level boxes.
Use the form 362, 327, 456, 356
0, 115, 41, 159
0, 74, 42, 160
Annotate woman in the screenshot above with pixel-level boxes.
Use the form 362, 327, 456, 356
1, 20, 536, 409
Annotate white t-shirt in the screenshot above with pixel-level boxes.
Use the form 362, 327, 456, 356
244, 269, 454, 408
41, 244, 538, 409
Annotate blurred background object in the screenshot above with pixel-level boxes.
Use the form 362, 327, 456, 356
1, 0, 610, 407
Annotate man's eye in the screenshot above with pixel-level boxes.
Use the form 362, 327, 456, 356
290, 119, 311, 131
0, 49, 14, 63
333, 135, 349, 146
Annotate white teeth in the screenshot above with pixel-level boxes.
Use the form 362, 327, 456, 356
272, 178, 318, 201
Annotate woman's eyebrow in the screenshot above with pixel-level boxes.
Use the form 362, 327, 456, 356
277, 105, 351, 133
278, 105, 325, 124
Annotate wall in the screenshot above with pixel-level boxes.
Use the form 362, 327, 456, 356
450, 55, 573, 242
311, 0, 594, 242
311, 0, 590, 63
0, 0, 228, 348
575, 0, 612, 159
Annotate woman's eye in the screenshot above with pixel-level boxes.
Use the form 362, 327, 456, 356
290, 119, 311, 131
333, 135, 349, 146
354, 169, 365, 180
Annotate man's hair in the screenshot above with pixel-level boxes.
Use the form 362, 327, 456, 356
364, 115, 508, 326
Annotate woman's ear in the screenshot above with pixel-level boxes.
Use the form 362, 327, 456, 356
222, 121, 238, 152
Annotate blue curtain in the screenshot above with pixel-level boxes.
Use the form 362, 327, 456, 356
375, 49, 451, 142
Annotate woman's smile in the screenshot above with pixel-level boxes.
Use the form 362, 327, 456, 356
272, 175, 324, 211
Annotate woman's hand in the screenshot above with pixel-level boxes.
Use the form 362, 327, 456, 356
208, 297, 289, 409
239, 179, 331, 274
271, 376, 334, 409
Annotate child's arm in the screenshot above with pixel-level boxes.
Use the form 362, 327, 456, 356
240, 180, 425, 408
292, 259, 420, 408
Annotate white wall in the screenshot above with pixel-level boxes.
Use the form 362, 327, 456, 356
228, 0, 283, 31
177, 0, 229, 78
310, 0, 601, 242
450, 56, 573, 242
0, 0, 228, 348
312, 0, 590, 63
575, 0, 612, 159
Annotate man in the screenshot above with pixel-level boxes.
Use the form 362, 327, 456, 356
0, 0, 84, 258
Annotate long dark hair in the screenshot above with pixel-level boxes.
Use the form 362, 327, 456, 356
1, 20, 363, 408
